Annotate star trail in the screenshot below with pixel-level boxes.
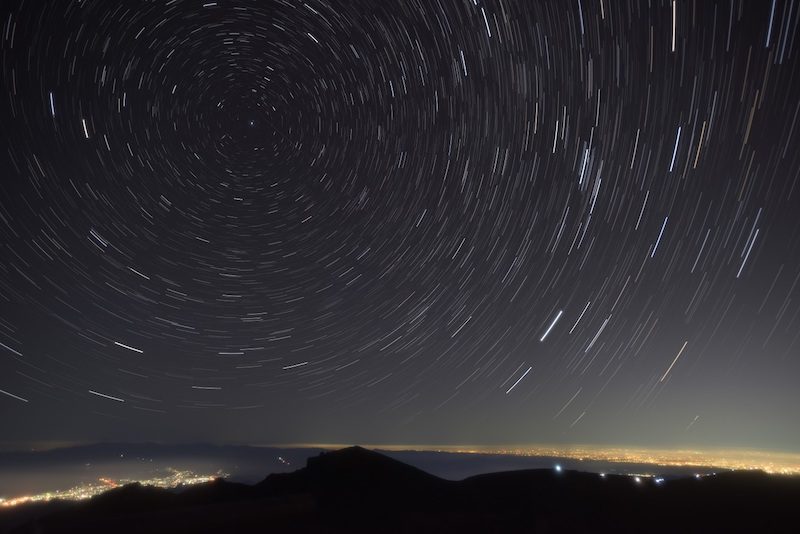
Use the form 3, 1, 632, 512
1, 0, 800, 451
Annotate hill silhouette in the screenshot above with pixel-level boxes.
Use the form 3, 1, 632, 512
1, 446, 798, 533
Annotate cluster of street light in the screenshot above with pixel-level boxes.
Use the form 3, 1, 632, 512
0, 468, 223, 509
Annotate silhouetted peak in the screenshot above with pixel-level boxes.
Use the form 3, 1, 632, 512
255, 445, 447, 499
308, 445, 390, 465
303, 446, 448, 500
307, 446, 438, 479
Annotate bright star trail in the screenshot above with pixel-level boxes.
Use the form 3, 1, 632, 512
1, 0, 799, 453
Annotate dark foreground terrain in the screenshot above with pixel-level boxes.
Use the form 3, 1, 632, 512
1, 446, 798, 533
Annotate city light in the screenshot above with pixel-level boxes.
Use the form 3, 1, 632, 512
0, 468, 222, 509
283, 443, 800, 475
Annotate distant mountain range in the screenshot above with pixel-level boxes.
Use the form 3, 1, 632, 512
1, 446, 798, 533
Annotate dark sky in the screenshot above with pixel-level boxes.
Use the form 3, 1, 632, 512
1, 0, 799, 452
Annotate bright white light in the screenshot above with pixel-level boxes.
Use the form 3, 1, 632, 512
554, 465, 562, 472
634, 477, 641, 484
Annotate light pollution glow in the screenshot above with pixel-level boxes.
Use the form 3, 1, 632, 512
2, 444, 798, 510
276, 443, 800, 475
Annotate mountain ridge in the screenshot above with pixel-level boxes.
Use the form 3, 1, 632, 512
2, 445, 798, 533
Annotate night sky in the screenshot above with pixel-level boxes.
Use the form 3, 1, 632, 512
1, 0, 799, 452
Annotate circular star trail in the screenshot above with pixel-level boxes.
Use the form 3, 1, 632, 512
1, 0, 799, 448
